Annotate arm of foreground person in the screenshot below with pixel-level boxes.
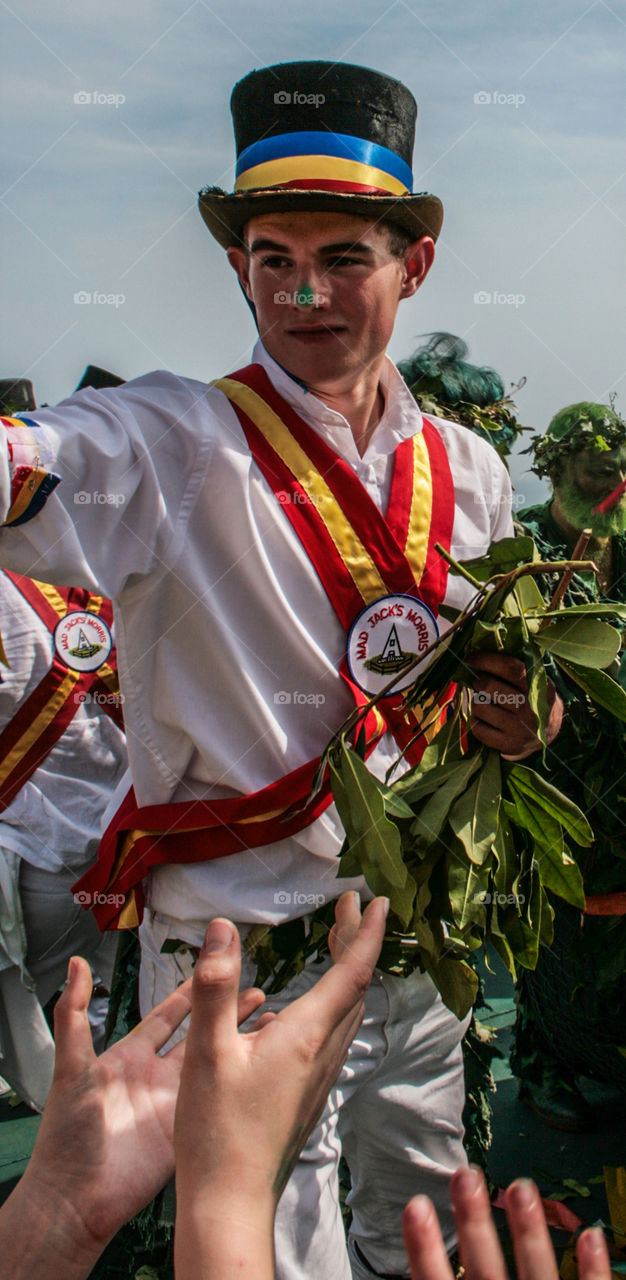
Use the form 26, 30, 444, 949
173, 892, 389, 1280
403, 1165, 611, 1280
0, 956, 266, 1280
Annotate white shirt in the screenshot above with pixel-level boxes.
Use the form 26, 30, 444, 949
0, 341, 512, 932
0, 573, 128, 872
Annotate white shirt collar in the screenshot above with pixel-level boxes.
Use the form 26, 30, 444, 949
246, 338, 423, 462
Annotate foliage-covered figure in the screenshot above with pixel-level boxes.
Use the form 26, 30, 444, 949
398, 331, 527, 462
511, 400, 626, 1129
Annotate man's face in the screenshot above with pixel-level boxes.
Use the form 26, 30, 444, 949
557, 441, 626, 536
227, 211, 434, 391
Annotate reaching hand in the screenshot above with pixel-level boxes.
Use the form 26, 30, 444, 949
403, 1165, 610, 1280
0, 951, 265, 1279
173, 891, 389, 1278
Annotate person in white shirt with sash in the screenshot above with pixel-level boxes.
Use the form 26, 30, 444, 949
0, 60, 561, 1279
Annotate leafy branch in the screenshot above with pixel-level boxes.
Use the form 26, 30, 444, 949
247, 537, 626, 1019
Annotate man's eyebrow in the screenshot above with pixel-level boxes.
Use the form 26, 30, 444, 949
247, 237, 377, 255
248, 238, 290, 253
319, 241, 376, 255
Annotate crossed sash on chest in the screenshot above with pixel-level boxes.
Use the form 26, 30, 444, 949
0, 575, 122, 811
73, 363, 455, 929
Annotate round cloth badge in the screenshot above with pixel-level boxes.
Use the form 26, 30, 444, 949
346, 594, 439, 696
53, 611, 112, 672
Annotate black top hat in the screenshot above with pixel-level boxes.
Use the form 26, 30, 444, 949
198, 61, 443, 248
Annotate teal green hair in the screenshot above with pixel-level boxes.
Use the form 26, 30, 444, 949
398, 333, 524, 460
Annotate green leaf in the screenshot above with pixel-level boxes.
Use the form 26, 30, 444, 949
503, 791, 586, 910
330, 745, 416, 928
378, 783, 415, 820
527, 857, 543, 934
396, 755, 477, 805
537, 839, 586, 911
457, 535, 539, 581
562, 1179, 591, 1197
492, 815, 518, 900
160, 938, 200, 958
507, 764, 594, 846
509, 574, 547, 613
438, 603, 461, 624
410, 753, 484, 846
469, 615, 529, 655
525, 649, 550, 753
531, 602, 626, 619
469, 619, 509, 652
499, 907, 540, 968
554, 659, 626, 722
488, 929, 517, 979
448, 750, 501, 866
423, 952, 479, 1020
447, 850, 491, 930
537, 886, 554, 948
536, 616, 621, 669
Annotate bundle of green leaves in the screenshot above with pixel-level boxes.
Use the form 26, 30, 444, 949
246, 537, 626, 1019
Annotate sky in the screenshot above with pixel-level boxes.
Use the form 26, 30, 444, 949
2, 0, 625, 507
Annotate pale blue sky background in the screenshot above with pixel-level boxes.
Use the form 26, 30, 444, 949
2, 0, 625, 505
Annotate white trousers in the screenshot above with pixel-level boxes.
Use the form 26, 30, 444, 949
139, 910, 469, 1279
0, 853, 116, 1110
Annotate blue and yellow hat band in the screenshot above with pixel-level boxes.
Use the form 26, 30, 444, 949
234, 130, 413, 196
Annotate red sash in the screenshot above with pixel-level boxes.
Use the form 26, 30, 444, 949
0, 574, 122, 811
74, 364, 455, 929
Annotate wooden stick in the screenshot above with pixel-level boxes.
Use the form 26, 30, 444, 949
547, 529, 592, 610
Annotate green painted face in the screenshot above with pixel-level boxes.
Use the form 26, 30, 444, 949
558, 443, 626, 536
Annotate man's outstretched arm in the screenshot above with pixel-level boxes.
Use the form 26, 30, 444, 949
0, 374, 200, 596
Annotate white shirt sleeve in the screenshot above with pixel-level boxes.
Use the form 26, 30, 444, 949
0, 373, 211, 598
487, 447, 515, 541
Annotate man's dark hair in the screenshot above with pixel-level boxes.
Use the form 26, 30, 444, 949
239, 217, 417, 260
383, 223, 416, 259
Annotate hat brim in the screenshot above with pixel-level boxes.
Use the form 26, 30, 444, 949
198, 186, 444, 249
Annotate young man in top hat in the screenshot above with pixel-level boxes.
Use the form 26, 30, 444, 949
0, 60, 561, 1278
